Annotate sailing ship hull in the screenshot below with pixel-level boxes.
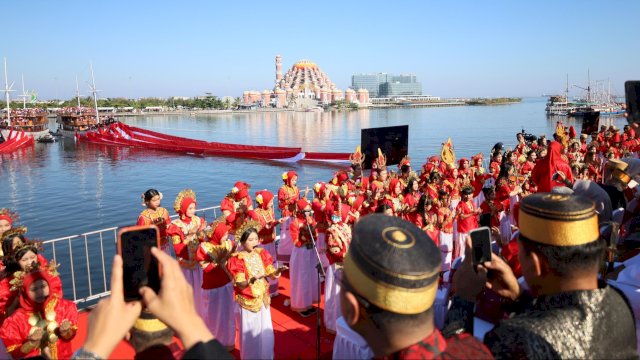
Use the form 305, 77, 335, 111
1, 127, 50, 141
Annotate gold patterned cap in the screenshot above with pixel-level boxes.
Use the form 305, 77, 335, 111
133, 311, 169, 333
344, 214, 441, 315
606, 159, 629, 172
0, 225, 28, 243
519, 193, 599, 246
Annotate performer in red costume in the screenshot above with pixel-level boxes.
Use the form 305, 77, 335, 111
323, 201, 352, 333
167, 189, 207, 321
254, 189, 284, 296
195, 218, 236, 350
0, 267, 77, 359
288, 198, 319, 317
532, 141, 574, 192
137, 189, 172, 254
278, 171, 304, 261
227, 227, 286, 360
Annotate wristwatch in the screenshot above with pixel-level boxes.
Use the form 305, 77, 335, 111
72, 348, 103, 360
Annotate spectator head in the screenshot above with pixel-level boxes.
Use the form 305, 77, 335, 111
517, 193, 604, 297
339, 215, 441, 354
129, 311, 175, 355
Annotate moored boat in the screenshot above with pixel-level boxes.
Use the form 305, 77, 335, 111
1, 108, 50, 140
55, 107, 115, 138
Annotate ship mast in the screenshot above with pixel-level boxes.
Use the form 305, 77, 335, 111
75, 75, 82, 108
19, 74, 28, 109
89, 63, 101, 124
2, 58, 15, 128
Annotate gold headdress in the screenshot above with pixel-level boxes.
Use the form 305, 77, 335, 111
235, 219, 263, 237
0, 208, 19, 224
398, 155, 411, 170
173, 189, 197, 213
349, 146, 365, 167
441, 138, 456, 167
10, 261, 60, 292
0, 225, 28, 243
373, 148, 387, 171
204, 215, 227, 239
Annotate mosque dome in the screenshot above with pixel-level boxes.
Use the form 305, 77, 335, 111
293, 60, 318, 70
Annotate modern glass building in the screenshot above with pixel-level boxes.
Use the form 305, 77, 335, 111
351, 73, 422, 97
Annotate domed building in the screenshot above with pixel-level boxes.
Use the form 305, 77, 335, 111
243, 55, 369, 108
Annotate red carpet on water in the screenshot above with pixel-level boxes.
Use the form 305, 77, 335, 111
71, 272, 336, 359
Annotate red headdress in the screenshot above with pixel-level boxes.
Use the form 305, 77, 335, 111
0, 208, 18, 227
255, 190, 274, 209
313, 182, 326, 198
11, 262, 59, 313
458, 158, 469, 169
398, 155, 411, 170
297, 198, 310, 212
389, 178, 400, 195
471, 153, 484, 167
231, 182, 249, 200
173, 189, 196, 216
569, 126, 577, 139
336, 171, 349, 185
282, 171, 298, 186
208, 220, 230, 244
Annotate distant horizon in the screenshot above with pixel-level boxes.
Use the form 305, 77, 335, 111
3, 1, 638, 101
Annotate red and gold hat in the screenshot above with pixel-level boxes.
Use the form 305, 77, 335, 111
349, 146, 364, 168
0, 208, 18, 227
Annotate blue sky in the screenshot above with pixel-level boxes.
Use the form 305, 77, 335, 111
3, 0, 639, 99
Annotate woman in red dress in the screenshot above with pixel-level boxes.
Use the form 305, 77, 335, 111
0, 267, 77, 359
402, 178, 421, 225
136, 189, 171, 254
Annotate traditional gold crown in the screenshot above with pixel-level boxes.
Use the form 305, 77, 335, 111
349, 146, 364, 167
0, 225, 28, 243
0, 208, 19, 223
398, 155, 411, 169
133, 317, 169, 332
235, 219, 262, 237
373, 148, 387, 171
10, 261, 59, 292
173, 189, 197, 213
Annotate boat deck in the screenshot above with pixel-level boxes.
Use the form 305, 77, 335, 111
70, 272, 336, 359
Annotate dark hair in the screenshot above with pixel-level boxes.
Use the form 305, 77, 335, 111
143, 189, 161, 202
343, 274, 435, 334
519, 234, 605, 277
400, 164, 410, 174
416, 195, 433, 226
375, 204, 392, 214
1, 234, 25, 259
239, 227, 259, 243
3, 240, 37, 275
403, 179, 418, 196
129, 326, 175, 353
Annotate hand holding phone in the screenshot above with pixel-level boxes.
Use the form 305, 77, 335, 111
118, 225, 162, 302
470, 227, 492, 268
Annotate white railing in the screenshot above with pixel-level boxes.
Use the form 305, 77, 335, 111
41, 205, 222, 308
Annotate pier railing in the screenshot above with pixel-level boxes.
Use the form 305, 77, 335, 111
40, 205, 222, 308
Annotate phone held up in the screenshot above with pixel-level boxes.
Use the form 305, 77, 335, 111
117, 225, 162, 302
625, 81, 640, 124
470, 226, 492, 268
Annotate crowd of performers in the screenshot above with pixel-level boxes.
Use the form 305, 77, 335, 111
2, 120, 640, 358
131, 121, 640, 358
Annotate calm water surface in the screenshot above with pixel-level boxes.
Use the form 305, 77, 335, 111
0, 97, 627, 240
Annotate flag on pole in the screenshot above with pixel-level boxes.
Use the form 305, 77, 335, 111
30, 91, 37, 104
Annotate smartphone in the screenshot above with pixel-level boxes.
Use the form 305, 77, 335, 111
625, 81, 640, 124
117, 225, 161, 301
470, 226, 492, 267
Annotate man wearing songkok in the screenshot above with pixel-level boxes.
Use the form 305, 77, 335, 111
339, 214, 492, 359
443, 193, 638, 359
